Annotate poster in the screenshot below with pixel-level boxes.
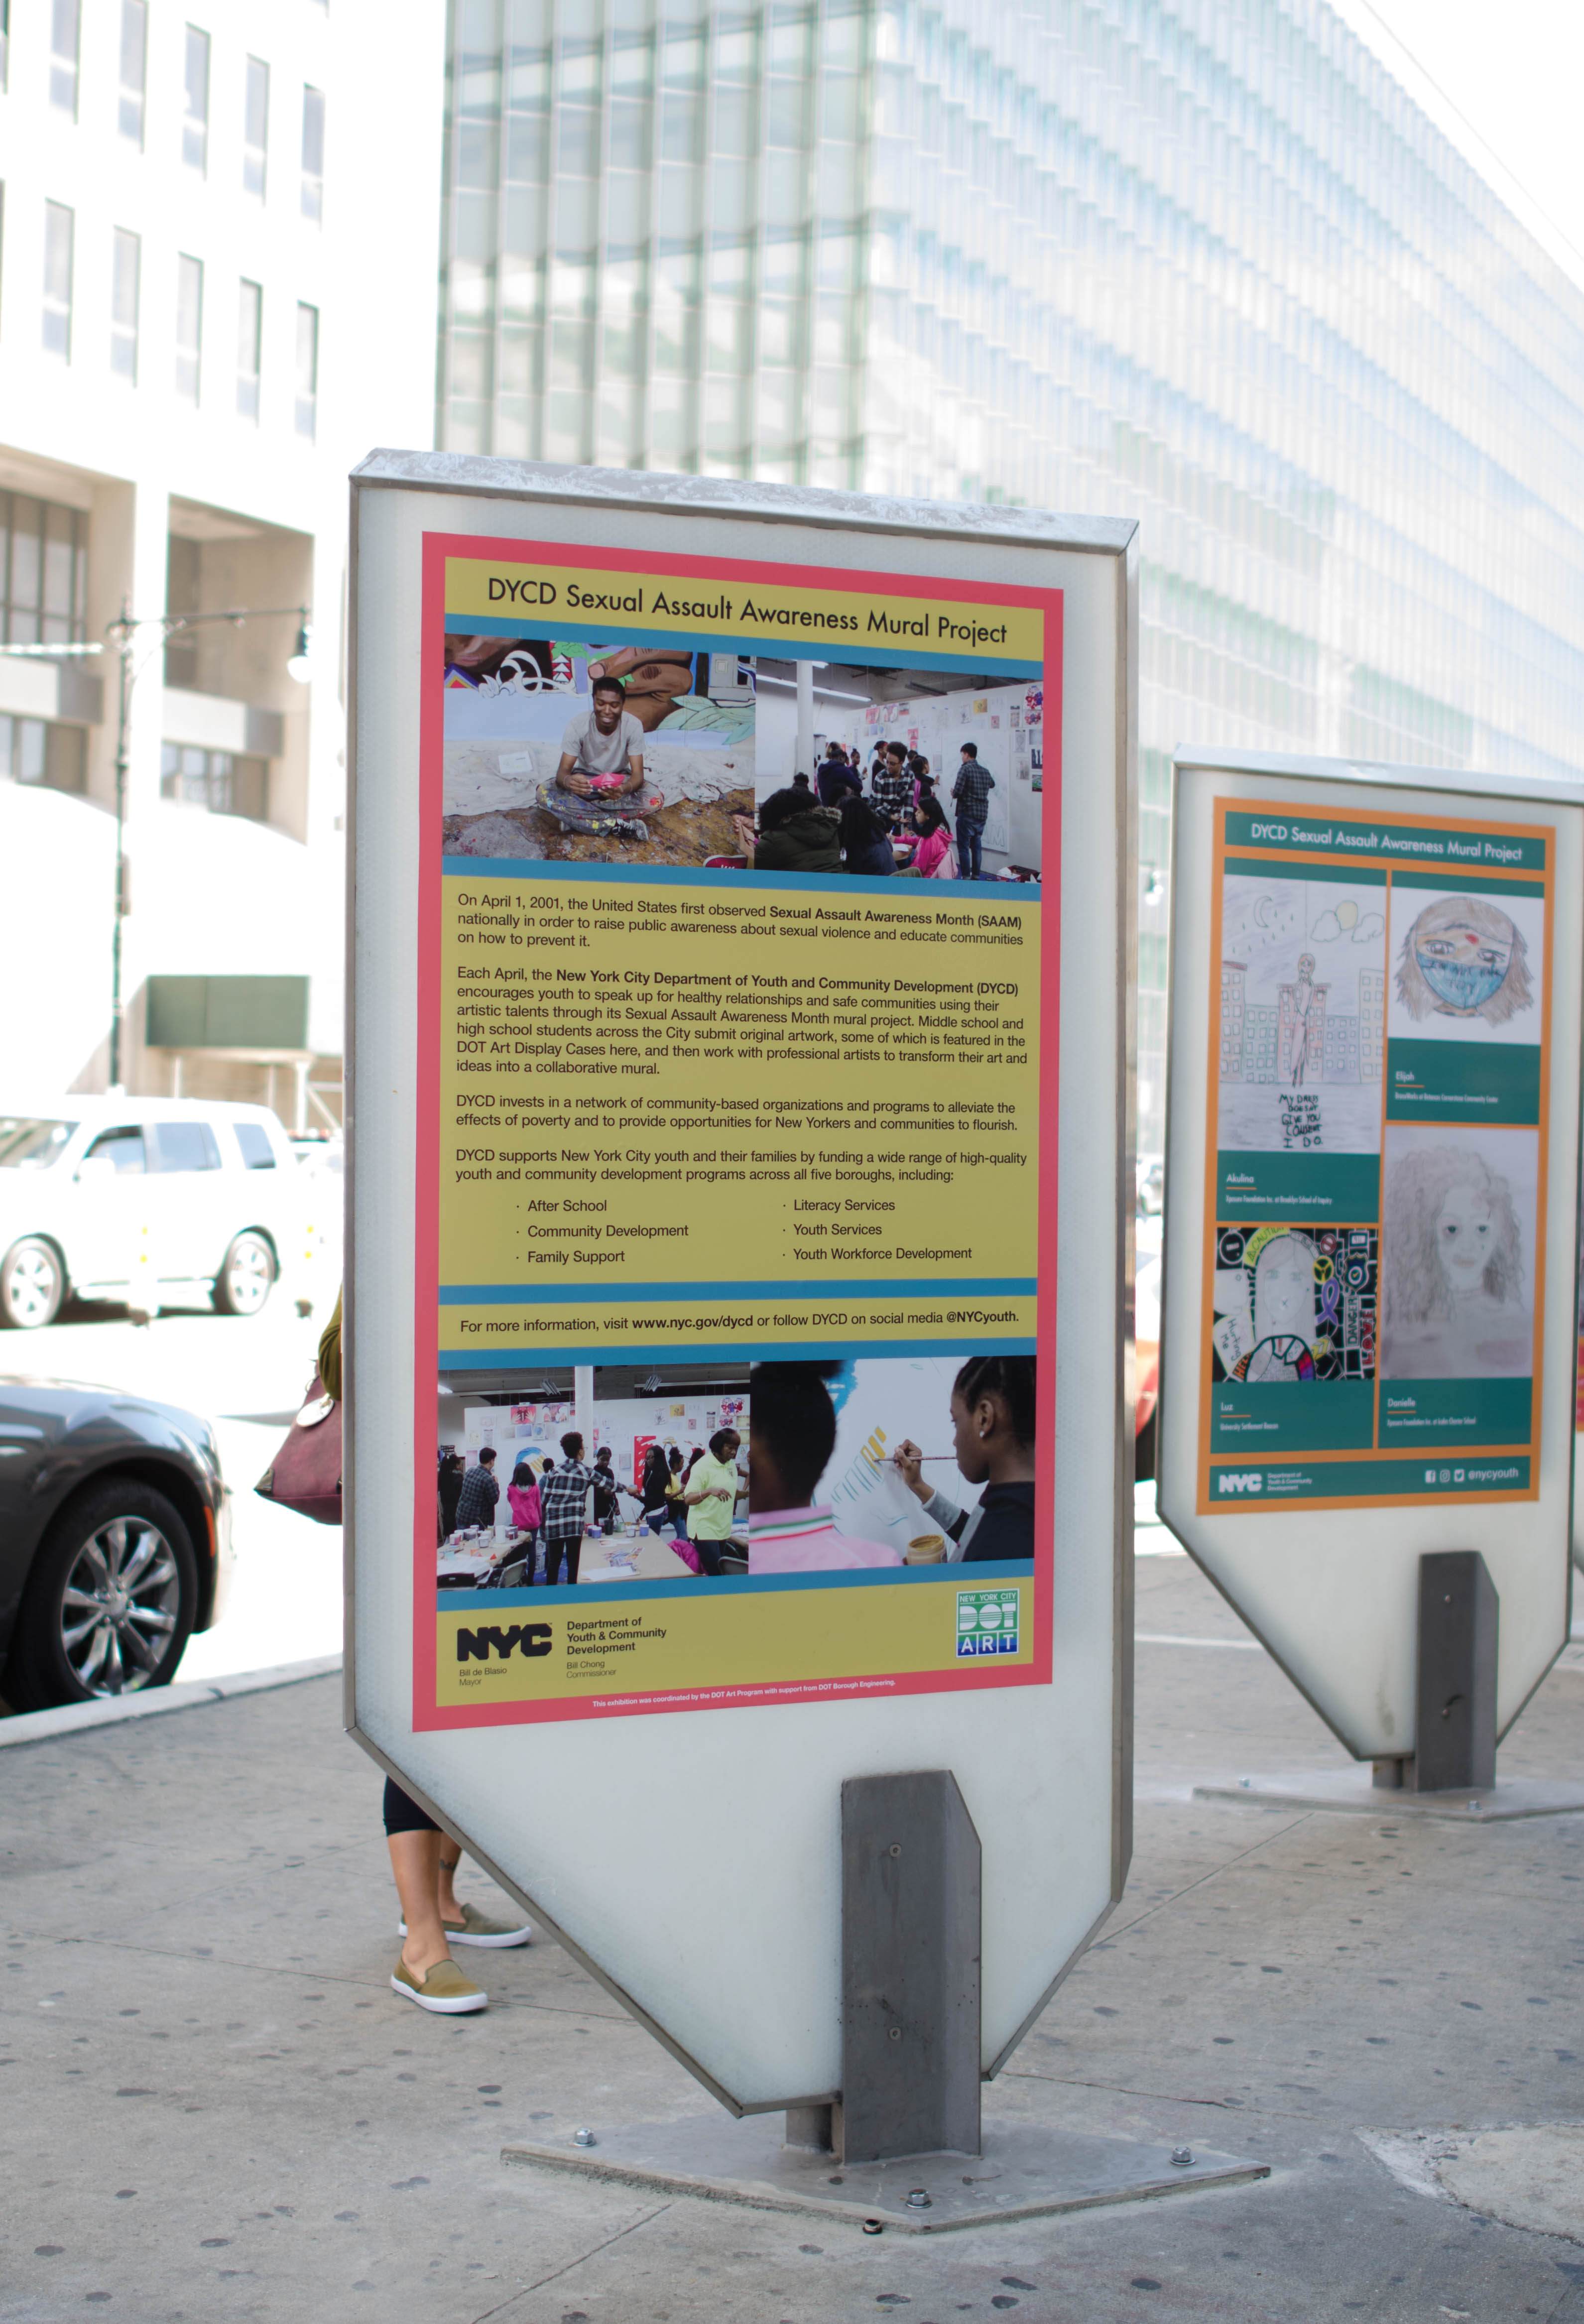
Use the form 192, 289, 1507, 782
1201, 800, 1553, 1511
417, 536, 1060, 1726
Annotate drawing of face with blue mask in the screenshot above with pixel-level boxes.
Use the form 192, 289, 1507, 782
1415, 925, 1511, 1013
1397, 894, 1533, 1027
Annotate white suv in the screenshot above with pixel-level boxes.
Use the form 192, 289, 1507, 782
0, 1099, 309, 1329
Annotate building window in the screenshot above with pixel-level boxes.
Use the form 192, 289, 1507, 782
244, 56, 269, 199
160, 743, 269, 822
119, 0, 146, 143
49, 0, 78, 116
0, 715, 87, 795
112, 229, 140, 381
301, 86, 325, 221
237, 279, 262, 420
183, 24, 210, 172
42, 203, 73, 360
295, 302, 318, 438
0, 492, 89, 645
163, 534, 200, 687
175, 254, 203, 401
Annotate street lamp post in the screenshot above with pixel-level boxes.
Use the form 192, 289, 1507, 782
111, 628, 132, 1089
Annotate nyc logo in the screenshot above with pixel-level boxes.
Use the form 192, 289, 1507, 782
456, 1623, 552, 1662
1217, 1472, 1264, 1495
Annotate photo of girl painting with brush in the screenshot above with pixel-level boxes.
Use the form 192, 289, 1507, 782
747, 1352, 1036, 1574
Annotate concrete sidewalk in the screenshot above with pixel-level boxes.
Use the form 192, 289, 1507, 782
6, 1557, 1584, 2322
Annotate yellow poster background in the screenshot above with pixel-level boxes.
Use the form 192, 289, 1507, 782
442, 875, 1040, 1296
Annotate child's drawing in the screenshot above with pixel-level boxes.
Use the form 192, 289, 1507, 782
1218, 874, 1387, 1155
1392, 892, 1536, 1033
1380, 1132, 1536, 1380
1210, 1224, 1377, 1385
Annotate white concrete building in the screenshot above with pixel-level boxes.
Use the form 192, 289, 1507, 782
0, 0, 443, 1121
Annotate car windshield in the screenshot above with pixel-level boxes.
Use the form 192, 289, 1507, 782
0, 1117, 78, 1170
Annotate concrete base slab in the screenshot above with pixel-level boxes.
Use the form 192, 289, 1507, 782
1195, 1770, 1584, 1820
501, 2110, 1269, 2233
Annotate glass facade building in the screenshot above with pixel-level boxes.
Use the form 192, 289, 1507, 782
438, 0, 1584, 1150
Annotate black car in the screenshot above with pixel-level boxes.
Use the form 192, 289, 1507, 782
0, 1378, 233, 1712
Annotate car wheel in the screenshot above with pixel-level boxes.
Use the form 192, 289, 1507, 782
0, 1236, 65, 1330
213, 1231, 276, 1317
3, 1480, 198, 1711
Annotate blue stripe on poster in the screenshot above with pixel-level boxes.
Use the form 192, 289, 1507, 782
438, 1557, 1037, 1610
438, 1340, 1037, 1368
442, 614, 1039, 677
440, 1279, 1037, 1303
441, 855, 1038, 897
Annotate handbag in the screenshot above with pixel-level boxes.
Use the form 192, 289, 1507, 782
255, 1374, 343, 1525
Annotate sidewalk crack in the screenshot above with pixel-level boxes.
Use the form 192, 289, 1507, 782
1100, 1811, 1317, 1945
466, 2201, 672, 2322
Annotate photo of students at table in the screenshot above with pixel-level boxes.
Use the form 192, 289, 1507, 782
746, 654, 1046, 885
436, 1371, 752, 1592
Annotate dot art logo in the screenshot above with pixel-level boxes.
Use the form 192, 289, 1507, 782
956, 1589, 1021, 1659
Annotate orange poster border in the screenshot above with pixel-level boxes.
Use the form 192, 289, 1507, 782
1196, 797, 1554, 1516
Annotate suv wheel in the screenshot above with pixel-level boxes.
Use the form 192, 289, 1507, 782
213, 1231, 276, 1317
4, 1479, 198, 1711
0, 1237, 65, 1330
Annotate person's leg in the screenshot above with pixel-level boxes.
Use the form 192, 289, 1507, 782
383, 1779, 453, 1979
566, 1537, 582, 1585
432, 1832, 532, 1948
542, 1535, 565, 1588
692, 1534, 724, 1577
955, 814, 972, 878
436, 1835, 463, 1925
967, 820, 984, 878
386, 1777, 530, 1959
389, 1830, 450, 1975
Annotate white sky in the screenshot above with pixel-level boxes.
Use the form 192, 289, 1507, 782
1336, 0, 1584, 291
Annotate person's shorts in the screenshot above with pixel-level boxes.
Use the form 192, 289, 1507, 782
383, 1777, 439, 1837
